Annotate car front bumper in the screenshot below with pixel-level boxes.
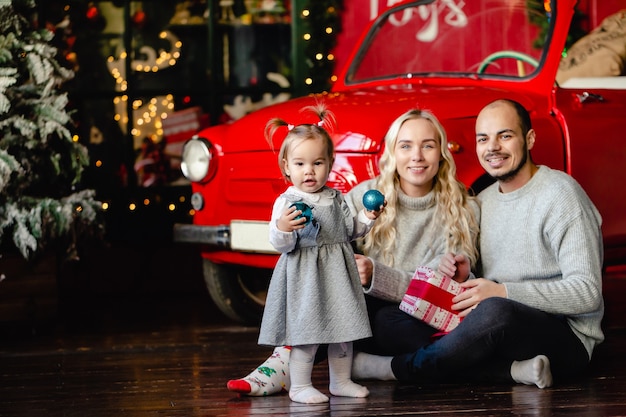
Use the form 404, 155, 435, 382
173, 221, 277, 254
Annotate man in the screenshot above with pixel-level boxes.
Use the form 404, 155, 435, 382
352, 99, 604, 388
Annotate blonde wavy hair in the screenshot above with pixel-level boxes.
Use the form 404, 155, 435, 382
362, 108, 479, 268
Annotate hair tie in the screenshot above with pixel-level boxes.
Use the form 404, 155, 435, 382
287, 124, 294, 131
317, 120, 324, 127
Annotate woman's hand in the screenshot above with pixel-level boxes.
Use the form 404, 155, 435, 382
438, 253, 471, 283
354, 254, 374, 287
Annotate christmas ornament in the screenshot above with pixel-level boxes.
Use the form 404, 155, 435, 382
132, 9, 147, 28
86, 3, 100, 21
290, 202, 312, 225
363, 189, 384, 211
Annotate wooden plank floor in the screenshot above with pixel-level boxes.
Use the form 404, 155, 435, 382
1, 262, 626, 416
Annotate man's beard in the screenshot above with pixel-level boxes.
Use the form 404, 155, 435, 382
491, 143, 528, 183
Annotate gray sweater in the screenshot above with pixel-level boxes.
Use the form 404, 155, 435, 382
478, 165, 604, 359
345, 179, 480, 303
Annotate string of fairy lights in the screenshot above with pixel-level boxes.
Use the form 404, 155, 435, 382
107, 30, 182, 148
73, 1, 340, 220
300, 0, 341, 91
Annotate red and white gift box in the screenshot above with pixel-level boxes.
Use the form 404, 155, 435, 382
399, 266, 465, 333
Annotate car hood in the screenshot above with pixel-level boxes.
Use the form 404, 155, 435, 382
206, 85, 538, 154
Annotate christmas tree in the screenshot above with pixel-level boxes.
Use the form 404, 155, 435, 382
0, 0, 102, 263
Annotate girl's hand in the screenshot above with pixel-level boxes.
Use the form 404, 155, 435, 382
364, 200, 387, 220
354, 254, 374, 287
276, 205, 308, 232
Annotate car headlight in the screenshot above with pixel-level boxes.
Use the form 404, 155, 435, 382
180, 136, 217, 183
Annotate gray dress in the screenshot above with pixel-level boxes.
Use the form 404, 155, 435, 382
258, 187, 373, 347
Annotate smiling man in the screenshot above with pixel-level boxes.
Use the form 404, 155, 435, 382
475, 99, 536, 190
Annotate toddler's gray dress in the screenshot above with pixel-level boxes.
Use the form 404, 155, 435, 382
258, 187, 372, 347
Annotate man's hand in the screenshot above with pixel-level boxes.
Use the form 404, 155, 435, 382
354, 254, 374, 287
451, 278, 507, 317
438, 253, 471, 283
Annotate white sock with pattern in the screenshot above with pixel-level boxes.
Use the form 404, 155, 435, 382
226, 346, 291, 396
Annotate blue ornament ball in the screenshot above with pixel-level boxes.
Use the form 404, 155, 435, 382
290, 202, 313, 225
363, 189, 385, 211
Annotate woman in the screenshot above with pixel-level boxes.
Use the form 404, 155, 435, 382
227, 108, 480, 396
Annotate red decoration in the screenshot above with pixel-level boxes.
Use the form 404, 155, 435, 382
86, 3, 99, 21
132, 10, 147, 28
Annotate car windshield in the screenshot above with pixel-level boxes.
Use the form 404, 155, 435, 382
345, 0, 553, 84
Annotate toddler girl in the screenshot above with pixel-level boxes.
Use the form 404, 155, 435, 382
258, 103, 384, 404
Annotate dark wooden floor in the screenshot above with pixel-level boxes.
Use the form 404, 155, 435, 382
1, 247, 626, 416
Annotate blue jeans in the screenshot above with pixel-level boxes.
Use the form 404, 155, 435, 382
388, 297, 590, 384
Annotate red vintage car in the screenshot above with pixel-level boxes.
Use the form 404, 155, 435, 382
174, 0, 626, 324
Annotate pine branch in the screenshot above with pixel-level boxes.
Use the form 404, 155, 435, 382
0, 0, 103, 262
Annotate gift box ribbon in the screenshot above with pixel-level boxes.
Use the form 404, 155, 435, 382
405, 278, 457, 314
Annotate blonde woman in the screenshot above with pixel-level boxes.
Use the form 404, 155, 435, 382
227, 108, 480, 396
